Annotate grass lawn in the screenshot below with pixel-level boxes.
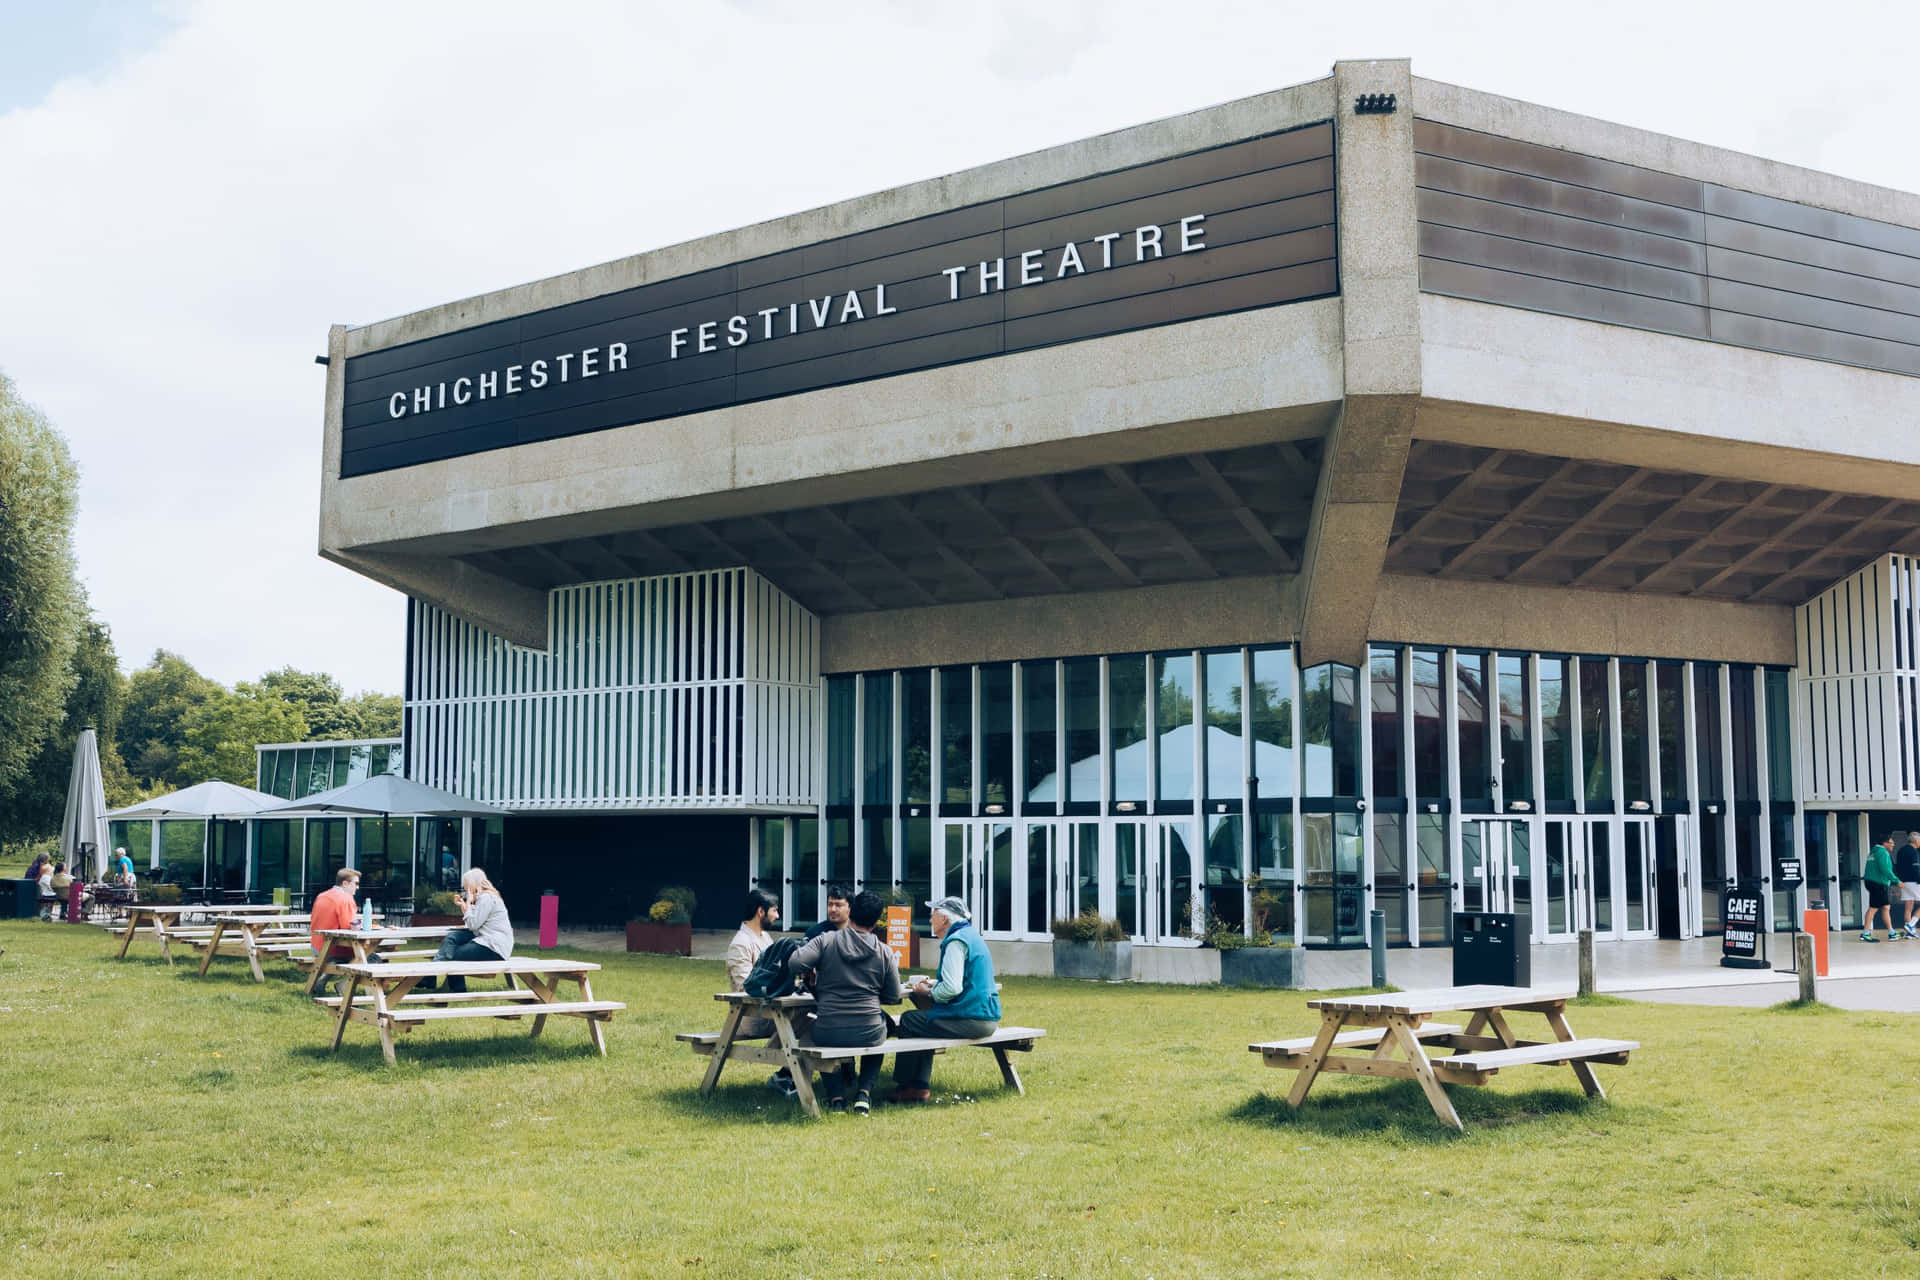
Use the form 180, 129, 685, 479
1, 920, 1915, 1278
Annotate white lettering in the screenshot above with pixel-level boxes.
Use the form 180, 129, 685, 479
978, 257, 1005, 294
453, 376, 472, 405
696, 323, 716, 354
838, 289, 864, 322
1020, 248, 1044, 286
758, 306, 779, 339
1135, 223, 1163, 260
670, 328, 689, 359
388, 391, 407, 418
1180, 213, 1207, 252
580, 348, 598, 377
875, 282, 897, 315
787, 302, 799, 334
530, 359, 548, 388
505, 364, 523, 394
942, 265, 966, 300
1093, 232, 1120, 268
436, 382, 446, 410
727, 315, 749, 347
608, 342, 627, 371
808, 296, 832, 327
556, 352, 575, 380
1057, 240, 1084, 277
479, 370, 498, 399
413, 386, 432, 414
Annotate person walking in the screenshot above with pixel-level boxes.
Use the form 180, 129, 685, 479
1897, 834, 1920, 941
1862, 835, 1901, 942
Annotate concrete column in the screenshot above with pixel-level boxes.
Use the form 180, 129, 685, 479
1296, 59, 1421, 668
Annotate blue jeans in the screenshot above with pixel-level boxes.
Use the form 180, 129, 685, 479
432, 930, 502, 992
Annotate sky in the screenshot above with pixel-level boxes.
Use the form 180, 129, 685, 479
2, 0, 1918, 698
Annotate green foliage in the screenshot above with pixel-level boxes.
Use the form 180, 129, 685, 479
120, 651, 227, 788
647, 884, 695, 923
248, 669, 400, 741
1051, 909, 1128, 943
0, 370, 83, 799
1201, 908, 1290, 949
420, 890, 461, 916
0, 613, 135, 851
138, 884, 182, 905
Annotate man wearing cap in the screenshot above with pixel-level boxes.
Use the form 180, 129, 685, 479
889, 896, 1000, 1104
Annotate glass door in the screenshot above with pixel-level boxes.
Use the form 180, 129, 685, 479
1620, 817, 1657, 940
1461, 818, 1516, 914
1541, 820, 1578, 943
936, 820, 1012, 936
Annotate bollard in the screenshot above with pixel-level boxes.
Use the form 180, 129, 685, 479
538, 891, 559, 949
1577, 929, 1595, 998
1795, 933, 1818, 1004
1369, 909, 1387, 989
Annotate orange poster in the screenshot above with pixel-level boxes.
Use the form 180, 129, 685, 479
885, 905, 912, 971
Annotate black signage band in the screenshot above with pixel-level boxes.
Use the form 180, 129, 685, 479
341, 121, 1337, 478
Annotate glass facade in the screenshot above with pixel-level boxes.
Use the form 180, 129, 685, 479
257, 738, 401, 800
821, 643, 1799, 947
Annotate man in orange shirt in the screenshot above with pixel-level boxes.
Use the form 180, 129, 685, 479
310, 869, 362, 996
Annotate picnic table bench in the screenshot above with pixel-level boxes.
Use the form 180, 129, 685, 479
300, 926, 454, 994
324, 957, 623, 1065
1250, 985, 1637, 1131
192, 913, 315, 982
111, 903, 295, 966
681, 991, 1046, 1118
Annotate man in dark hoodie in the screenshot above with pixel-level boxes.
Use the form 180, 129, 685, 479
788, 890, 901, 1114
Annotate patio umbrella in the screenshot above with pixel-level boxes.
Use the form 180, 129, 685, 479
59, 727, 110, 880
107, 780, 286, 891
254, 773, 504, 820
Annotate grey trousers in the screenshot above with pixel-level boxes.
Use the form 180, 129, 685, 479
891, 1009, 998, 1089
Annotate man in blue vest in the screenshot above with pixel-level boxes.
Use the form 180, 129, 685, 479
889, 896, 1000, 1104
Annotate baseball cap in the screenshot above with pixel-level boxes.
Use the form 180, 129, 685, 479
925, 896, 971, 920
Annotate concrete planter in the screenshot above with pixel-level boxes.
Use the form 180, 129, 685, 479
1051, 939, 1133, 981
1218, 946, 1306, 988
626, 920, 693, 956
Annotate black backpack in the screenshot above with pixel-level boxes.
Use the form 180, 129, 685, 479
743, 937, 804, 999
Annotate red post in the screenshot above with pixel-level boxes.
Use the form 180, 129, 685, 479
538, 892, 558, 949
1802, 909, 1829, 977
67, 880, 85, 923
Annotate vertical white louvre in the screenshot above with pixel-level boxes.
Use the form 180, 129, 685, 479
406, 568, 819, 810
1795, 554, 1917, 805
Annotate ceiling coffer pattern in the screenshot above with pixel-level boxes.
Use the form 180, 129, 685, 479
1387, 441, 1920, 604
456, 440, 1322, 615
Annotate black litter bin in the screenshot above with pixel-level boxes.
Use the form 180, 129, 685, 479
1452, 912, 1529, 987
5, 879, 42, 919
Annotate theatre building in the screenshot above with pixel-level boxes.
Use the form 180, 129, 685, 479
318, 60, 1920, 962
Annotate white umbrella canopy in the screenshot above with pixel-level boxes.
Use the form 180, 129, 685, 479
106, 779, 285, 820
255, 773, 504, 820
59, 727, 110, 879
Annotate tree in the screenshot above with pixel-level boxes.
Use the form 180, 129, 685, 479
0, 612, 132, 849
120, 651, 225, 790
0, 370, 82, 797
174, 683, 307, 786
339, 690, 401, 739
247, 668, 399, 740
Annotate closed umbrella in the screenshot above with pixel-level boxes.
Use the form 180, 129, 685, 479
59, 727, 110, 881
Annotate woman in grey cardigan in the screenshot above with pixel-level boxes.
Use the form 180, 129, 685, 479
432, 869, 514, 993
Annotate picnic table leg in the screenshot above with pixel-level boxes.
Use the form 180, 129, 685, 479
304, 952, 329, 996
115, 913, 141, 959
520, 975, 559, 1039
699, 1004, 746, 1096
1484, 1008, 1520, 1050
1285, 1010, 1346, 1108
245, 927, 268, 983
197, 919, 228, 976
770, 1010, 820, 1119
991, 1046, 1024, 1095
1387, 1016, 1464, 1132
330, 971, 362, 1051
577, 976, 607, 1056
1542, 1005, 1607, 1100
156, 919, 176, 967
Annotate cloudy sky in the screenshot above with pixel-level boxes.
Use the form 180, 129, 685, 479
3, 0, 1916, 697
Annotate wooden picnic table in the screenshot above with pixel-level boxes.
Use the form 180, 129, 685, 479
193, 913, 314, 982
324, 957, 623, 1065
682, 991, 1045, 1119
111, 903, 297, 966
1251, 985, 1638, 1131
303, 926, 455, 994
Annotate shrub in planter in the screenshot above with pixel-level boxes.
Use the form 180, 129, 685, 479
139, 884, 183, 905
1050, 909, 1132, 981
412, 889, 463, 926
1202, 910, 1305, 987
627, 884, 696, 955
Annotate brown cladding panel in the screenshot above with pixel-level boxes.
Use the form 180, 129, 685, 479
1418, 119, 1920, 382
341, 121, 1336, 478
